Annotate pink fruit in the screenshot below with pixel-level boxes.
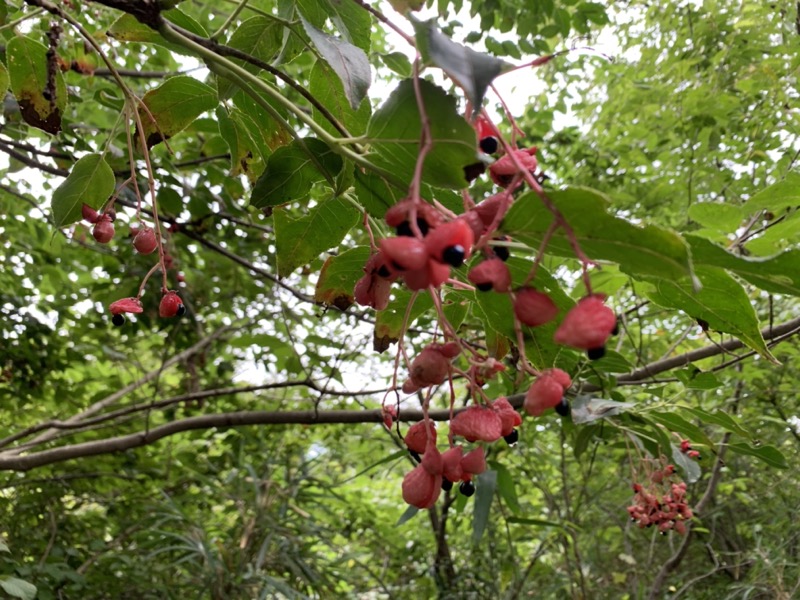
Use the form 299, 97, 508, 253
489, 147, 538, 188
81, 203, 100, 224
524, 372, 568, 417
92, 216, 115, 244
554, 295, 617, 355
380, 237, 428, 272
402, 464, 442, 509
514, 288, 558, 327
468, 259, 512, 292
159, 291, 185, 318
404, 421, 436, 454
424, 220, 474, 268
133, 226, 158, 254
449, 405, 503, 443
491, 397, 522, 436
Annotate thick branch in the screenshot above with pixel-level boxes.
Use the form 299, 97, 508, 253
0, 405, 457, 471
0, 325, 233, 452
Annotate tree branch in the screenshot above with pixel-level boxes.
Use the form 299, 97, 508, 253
0, 325, 234, 453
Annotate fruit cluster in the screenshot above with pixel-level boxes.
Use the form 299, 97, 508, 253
627, 464, 693, 535
354, 112, 623, 509
81, 203, 185, 326
680, 438, 702, 460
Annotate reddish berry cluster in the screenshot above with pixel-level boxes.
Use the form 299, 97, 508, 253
354, 113, 624, 511
628, 465, 693, 535
680, 439, 701, 460
401, 422, 490, 507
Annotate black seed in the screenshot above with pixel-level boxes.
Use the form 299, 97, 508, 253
611, 317, 620, 336
112, 314, 126, 327
409, 450, 421, 463
479, 136, 499, 154
396, 221, 413, 237
496, 174, 514, 187
459, 480, 476, 497
176, 304, 186, 317
396, 217, 430, 238
377, 265, 392, 278
441, 479, 453, 491
493, 245, 510, 262
697, 318, 709, 331
504, 429, 519, 445
442, 245, 466, 268
587, 346, 606, 360
476, 282, 493, 292
555, 398, 570, 417
464, 162, 486, 182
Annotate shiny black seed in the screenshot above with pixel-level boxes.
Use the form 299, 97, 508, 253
396, 217, 430, 238
409, 450, 421, 463
493, 245, 510, 262
464, 162, 486, 182
697, 318, 709, 331
479, 136, 499, 154
377, 265, 392, 278
611, 317, 620, 336
587, 346, 606, 360
442, 245, 466, 268
112, 313, 126, 327
504, 429, 519, 445
176, 304, 186, 317
555, 398, 570, 417
459, 480, 476, 497
476, 282, 493, 292
496, 174, 514, 187
441, 479, 453, 491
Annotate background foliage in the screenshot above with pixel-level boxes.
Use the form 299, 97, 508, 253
1, 0, 799, 598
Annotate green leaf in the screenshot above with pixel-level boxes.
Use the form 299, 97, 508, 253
674, 367, 722, 390
216, 106, 263, 181
274, 197, 360, 277
381, 52, 413, 77
309, 59, 371, 137
573, 424, 599, 459
137, 76, 217, 147
687, 234, 800, 296
745, 172, 800, 214
353, 169, 402, 217
367, 79, 478, 190
396, 505, 420, 525
571, 395, 635, 424
688, 202, 743, 232
681, 407, 752, 439
216, 16, 283, 100
373, 291, 433, 352
726, 443, 788, 469
647, 411, 715, 449
51, 154, 115, 228
108, 9, 208, 56
314, 246, 372, 310
503, 187, 695, 281
7, 35, 67, 134
0, 62, 9, 99
0, 577, 37, 600
472, 469, 497, 542
491, 461, 521, 514
0, 540, 8, 553
670, 443, 701, 483
645, 265, 777, 363
301, 17, 370, 110
297, 0, 371, 51
251, 138, 344, 208
412, 18, 509, 113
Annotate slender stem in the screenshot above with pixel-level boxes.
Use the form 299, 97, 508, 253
210, 0, 250, 40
